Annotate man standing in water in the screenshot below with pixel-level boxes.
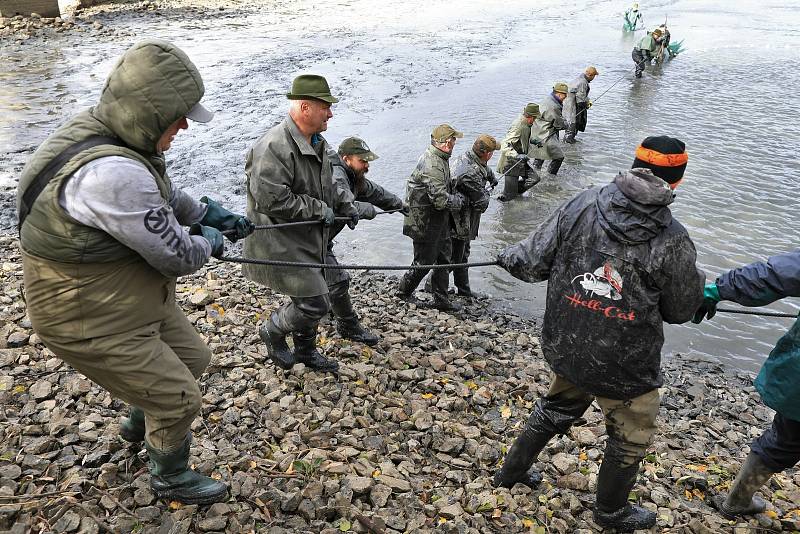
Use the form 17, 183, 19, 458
633, 28, 663, 78
397, 124, 466, 312
244, 74, 358, 373
327, 136, 407, 345
17, 39, 253, 504
493, 136, 704, 532
694, 252, 800, 520
496, 103, 541, 201
563, 66, 598, 144
531, 82, 569, 176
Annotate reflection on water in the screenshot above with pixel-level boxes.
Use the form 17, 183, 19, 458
1, 0, 799, 371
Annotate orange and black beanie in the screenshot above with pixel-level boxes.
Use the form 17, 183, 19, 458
632, 136, 688, 184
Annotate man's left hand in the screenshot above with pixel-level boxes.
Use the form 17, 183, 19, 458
200, 196, 254, 242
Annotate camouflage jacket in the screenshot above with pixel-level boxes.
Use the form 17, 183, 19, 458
451, 149, 494, 240
402, 145, 460, 242
496, 114, 531, 174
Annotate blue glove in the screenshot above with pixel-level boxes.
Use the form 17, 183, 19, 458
692, 283, 721, 324
321, 207, 336, 227
189, 223, 224, 258
200, 197, 254, 243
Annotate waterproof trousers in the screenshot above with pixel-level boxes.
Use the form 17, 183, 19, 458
632, 49, 648, 77
528, 374, 660, 467
451, 237, 471, 293
398, 238, 453, 300
566, 103, 588, 140
40, 304, 211, 452
751, 412, 800, 472
273, 295, 330, 336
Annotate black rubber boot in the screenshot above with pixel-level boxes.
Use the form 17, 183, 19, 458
593, 459, 656, 532
259, 314, 295, 370
293, 331, 339, 372
336, 316, 380, 346
147, 434, 228, 505
533, 159, 544, 170
711, 452, 772, 519
564, 132, 576, 144
397, 271, 424, 303
492, 429, 553, 489
431, 294, 462, 312
120, 407, 145, 443
547, 159, 564, 176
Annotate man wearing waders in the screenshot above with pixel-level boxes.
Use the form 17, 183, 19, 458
496, 103, 541, 201
531, 83, 569, 177
563, 66, 598, 144
633, 28, 663, 78
17, 40, 254, 504
493, 136, 704, 532
694, 252, 800, 519
244, 75, 359, 374
327, 136, 408, 345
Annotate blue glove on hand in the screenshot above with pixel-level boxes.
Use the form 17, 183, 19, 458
692, 283, 721, 324
200, 197, 254, 243
189, 223, 224, 258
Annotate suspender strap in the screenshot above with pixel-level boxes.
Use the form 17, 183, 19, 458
17, 135, 126, 233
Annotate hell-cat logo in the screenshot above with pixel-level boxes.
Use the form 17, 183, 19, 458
565, 262, 636, 321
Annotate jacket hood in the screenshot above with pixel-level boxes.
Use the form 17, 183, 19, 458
92, 39, 205, 154
595, 169, 674, 245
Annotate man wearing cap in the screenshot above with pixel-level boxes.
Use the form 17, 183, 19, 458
493, 136, 703, 532
531, 83, 569, 177
633, 28, 663, 78
497, 103, 543, 201
397, 124, 466, 312
326, 136, 407, 345
563, 66, 599, 144
17, 39, 252, 504
244, 74, 358, 373
448, 135, 500, 298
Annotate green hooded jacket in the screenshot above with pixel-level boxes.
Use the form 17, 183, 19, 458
19, 39, 207, 341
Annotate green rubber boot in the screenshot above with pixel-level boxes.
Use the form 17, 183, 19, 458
147, 434, 228, 505
711, 452, 773, 519
120, 407, 145, 443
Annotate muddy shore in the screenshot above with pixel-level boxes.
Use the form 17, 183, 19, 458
2, 231, 799, 533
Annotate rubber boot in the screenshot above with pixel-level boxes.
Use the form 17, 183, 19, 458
147, 434, 228, 505
120, 407, 145, 443
330, 285, 380, 346
711, 452, 772, 519
258, 314, 295, 370
533, 159, 544, 170
293, 331, 339, 373
397, 271, 423, 303
593, 460, 656, 532
492, 429, 553, 489
547, 159, 563, 176
431, 293, 462, 312
564, 131, 576, 144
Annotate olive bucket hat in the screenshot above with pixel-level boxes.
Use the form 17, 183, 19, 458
286, 74, 339, 103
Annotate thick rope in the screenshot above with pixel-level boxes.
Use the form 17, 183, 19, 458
222, 209, 405, 235
716, 307, 798, 319
218, 256, 499, 270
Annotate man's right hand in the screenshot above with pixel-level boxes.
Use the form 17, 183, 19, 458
189, 223, 224, 258
321, 207, 336, 227
515, 154, 529, 161
692, 283, 722, 324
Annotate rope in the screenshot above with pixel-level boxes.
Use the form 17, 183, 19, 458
716, 307, 798, 319
218, 256, 499, 270
222, 209, 405, 235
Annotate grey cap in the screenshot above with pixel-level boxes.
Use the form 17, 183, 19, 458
185, 101, 214, 123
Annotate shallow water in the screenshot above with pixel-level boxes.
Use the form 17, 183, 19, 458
1, 0, 799, 371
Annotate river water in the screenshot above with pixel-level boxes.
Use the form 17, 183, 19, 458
1, 0, 799, 371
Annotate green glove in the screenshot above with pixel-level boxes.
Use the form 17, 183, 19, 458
692, 283, 721, 324
189, 223, 224, 258
321, 207, 336, 227
200, 196, 254, 243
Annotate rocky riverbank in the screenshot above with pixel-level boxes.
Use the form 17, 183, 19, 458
1, 234, 799, 533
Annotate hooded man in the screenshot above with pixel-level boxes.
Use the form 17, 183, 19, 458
531, 83, 569, 177
244, 74, 358, 374
694, 253, 800, 520
326, 136, 407, 345
17, 39, 253, 504
497, 103, 542, 201
493, 136, 704, 532
633, 28, 663, 78
397, 124, 466, 312
563, 66, 598, 144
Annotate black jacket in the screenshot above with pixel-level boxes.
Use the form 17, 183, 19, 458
498, 170, 704, 399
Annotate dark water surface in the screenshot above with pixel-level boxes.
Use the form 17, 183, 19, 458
1, 0, 799, 371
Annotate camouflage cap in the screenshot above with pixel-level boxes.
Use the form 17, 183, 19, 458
553, 82, 569, 94
338, 136, 379, 161
523, 103, 540, 117
473, 134, 501, 155
652, 28, 663, 37
431, 124, 464, 143
286, 74, 339, 103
